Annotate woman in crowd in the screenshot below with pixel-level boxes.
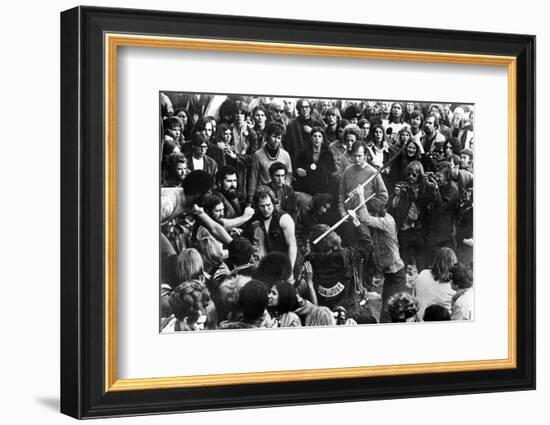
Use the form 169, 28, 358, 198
267, 281, 302, 327
294, 127, 336, 196
390, 136, 422, 184
366, 124, 388, 169
174, 107, 192, 140
252, 105, 269, 150
412, 247, 457, 319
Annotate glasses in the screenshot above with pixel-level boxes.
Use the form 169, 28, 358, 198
299, 105, 311, 109
408, 172, 418, 177
197, 145, 208, 149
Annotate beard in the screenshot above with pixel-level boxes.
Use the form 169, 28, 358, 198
222, 186, 238, 200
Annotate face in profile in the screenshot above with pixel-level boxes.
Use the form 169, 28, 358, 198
460, 154, 471, 168
267, 286, 279, 308
445, 143, 454, 158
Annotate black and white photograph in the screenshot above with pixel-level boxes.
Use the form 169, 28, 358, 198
159, 93, 474, 331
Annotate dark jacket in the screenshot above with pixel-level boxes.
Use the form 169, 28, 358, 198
294, 143, 336, 196
427, 181, 460, 245
186, 154, 218, 177
267, 182, 298, 220
306, 223, 371, 315
283, 116, 325, 159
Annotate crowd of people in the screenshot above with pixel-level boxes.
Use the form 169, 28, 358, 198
159, 94, 474, 332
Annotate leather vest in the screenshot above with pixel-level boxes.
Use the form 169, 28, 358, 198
263, 209, 288, 254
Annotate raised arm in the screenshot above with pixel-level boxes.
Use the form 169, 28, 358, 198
193, 205, 233, 245
221, 206, 255, 230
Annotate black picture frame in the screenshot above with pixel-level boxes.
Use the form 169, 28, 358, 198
60, 5, 536, 419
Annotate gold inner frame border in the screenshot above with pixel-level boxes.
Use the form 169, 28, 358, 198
104, 33, 517, 392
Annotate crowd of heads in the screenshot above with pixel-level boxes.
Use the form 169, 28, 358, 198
159, 93, 475, 331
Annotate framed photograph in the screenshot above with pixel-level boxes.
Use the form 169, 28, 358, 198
60, 5, 535, 419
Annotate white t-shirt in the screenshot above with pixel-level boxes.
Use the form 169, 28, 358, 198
451, 288, 474, 320
413, 269, 456, 320
192, 156, 204, 170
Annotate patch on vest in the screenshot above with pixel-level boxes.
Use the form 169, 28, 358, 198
318, 282, 345, 298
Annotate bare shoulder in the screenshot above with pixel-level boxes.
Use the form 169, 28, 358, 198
279, 212, 295, 228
